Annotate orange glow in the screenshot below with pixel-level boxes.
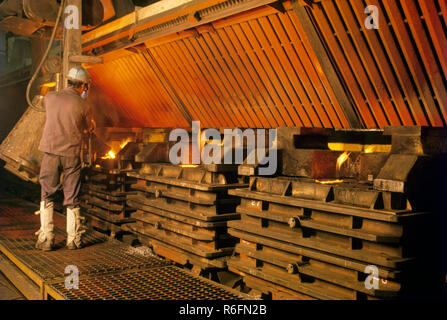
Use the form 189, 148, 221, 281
101, 151, 116, 159
119, 138, 131, 150
179, 164, 199, 168
41, 82, 57, 88
363, 145, 391, 153
315, 179, 344, 185
95, 164, 101, 168
336, 152, 351, 171
364, 146, 375, 153
99, 138, 132, 160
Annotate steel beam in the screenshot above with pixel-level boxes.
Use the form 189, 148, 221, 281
0, 254, 41, 300
290, 0, 363, 128
82, 0, 279, 55
63, 0, 83, 88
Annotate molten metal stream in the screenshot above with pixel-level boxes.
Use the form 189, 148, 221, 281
315, 179, 344, 185
336, 152, 351, 171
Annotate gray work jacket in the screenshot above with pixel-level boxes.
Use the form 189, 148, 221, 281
39, 87, 91, 157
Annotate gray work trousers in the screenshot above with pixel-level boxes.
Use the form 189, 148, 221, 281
39, 153, 81, 209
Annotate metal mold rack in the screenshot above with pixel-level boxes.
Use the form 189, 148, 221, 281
81, 167, 137, 237
126, 163, 247, 275
227, 176, 440, 300
228, 127, 447, 300
241, 273, 318, 300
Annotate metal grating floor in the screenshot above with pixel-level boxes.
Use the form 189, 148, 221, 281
0, 203, 42, 231
47, 266, 244, 300
0, 234, 171, 281
0, 197, 248, 300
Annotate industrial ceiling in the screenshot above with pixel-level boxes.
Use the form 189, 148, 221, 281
84, 0, 447, 129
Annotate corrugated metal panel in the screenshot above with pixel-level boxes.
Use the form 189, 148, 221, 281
89, 51, 189, 128
89, 1, 447, 129
147, 6, 353, 128
311, 0, 447, 128
90, 5, 350, 128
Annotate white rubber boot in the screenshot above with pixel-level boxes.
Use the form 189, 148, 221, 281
35, 201, 55, 251
66, 207, 86, 250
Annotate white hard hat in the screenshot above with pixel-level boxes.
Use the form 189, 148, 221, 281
67, 66, 90, 83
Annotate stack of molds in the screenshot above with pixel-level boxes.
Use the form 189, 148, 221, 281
80, 128, 145, 238
126, 161, 248, 275
228, 126, 447, 300
81, 166, 136, 237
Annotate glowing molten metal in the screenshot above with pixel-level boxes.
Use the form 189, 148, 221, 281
101, 151, 116, 160
100, 138, 132, 160
315, 179, 344, 185
119, 139, 131, 150
336, 151, 351, 171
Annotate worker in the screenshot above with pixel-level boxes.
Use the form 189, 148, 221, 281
35, 66, 93, 251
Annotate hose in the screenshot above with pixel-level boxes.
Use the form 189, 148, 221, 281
26, 0, 66, 112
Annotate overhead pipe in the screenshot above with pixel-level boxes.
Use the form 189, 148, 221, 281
0, 1, 104, 27
25, 0, 65, 112
23, 0, 104, 27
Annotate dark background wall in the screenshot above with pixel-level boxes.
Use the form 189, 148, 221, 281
0, 80, 28, 142
0, 31, 31, 143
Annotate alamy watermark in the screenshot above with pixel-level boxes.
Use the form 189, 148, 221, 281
169, 121, 277, 175
364, 265, 387, 290
65, 265, 79, 290
64, 4, 80, 30
365, 5, 379, 30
